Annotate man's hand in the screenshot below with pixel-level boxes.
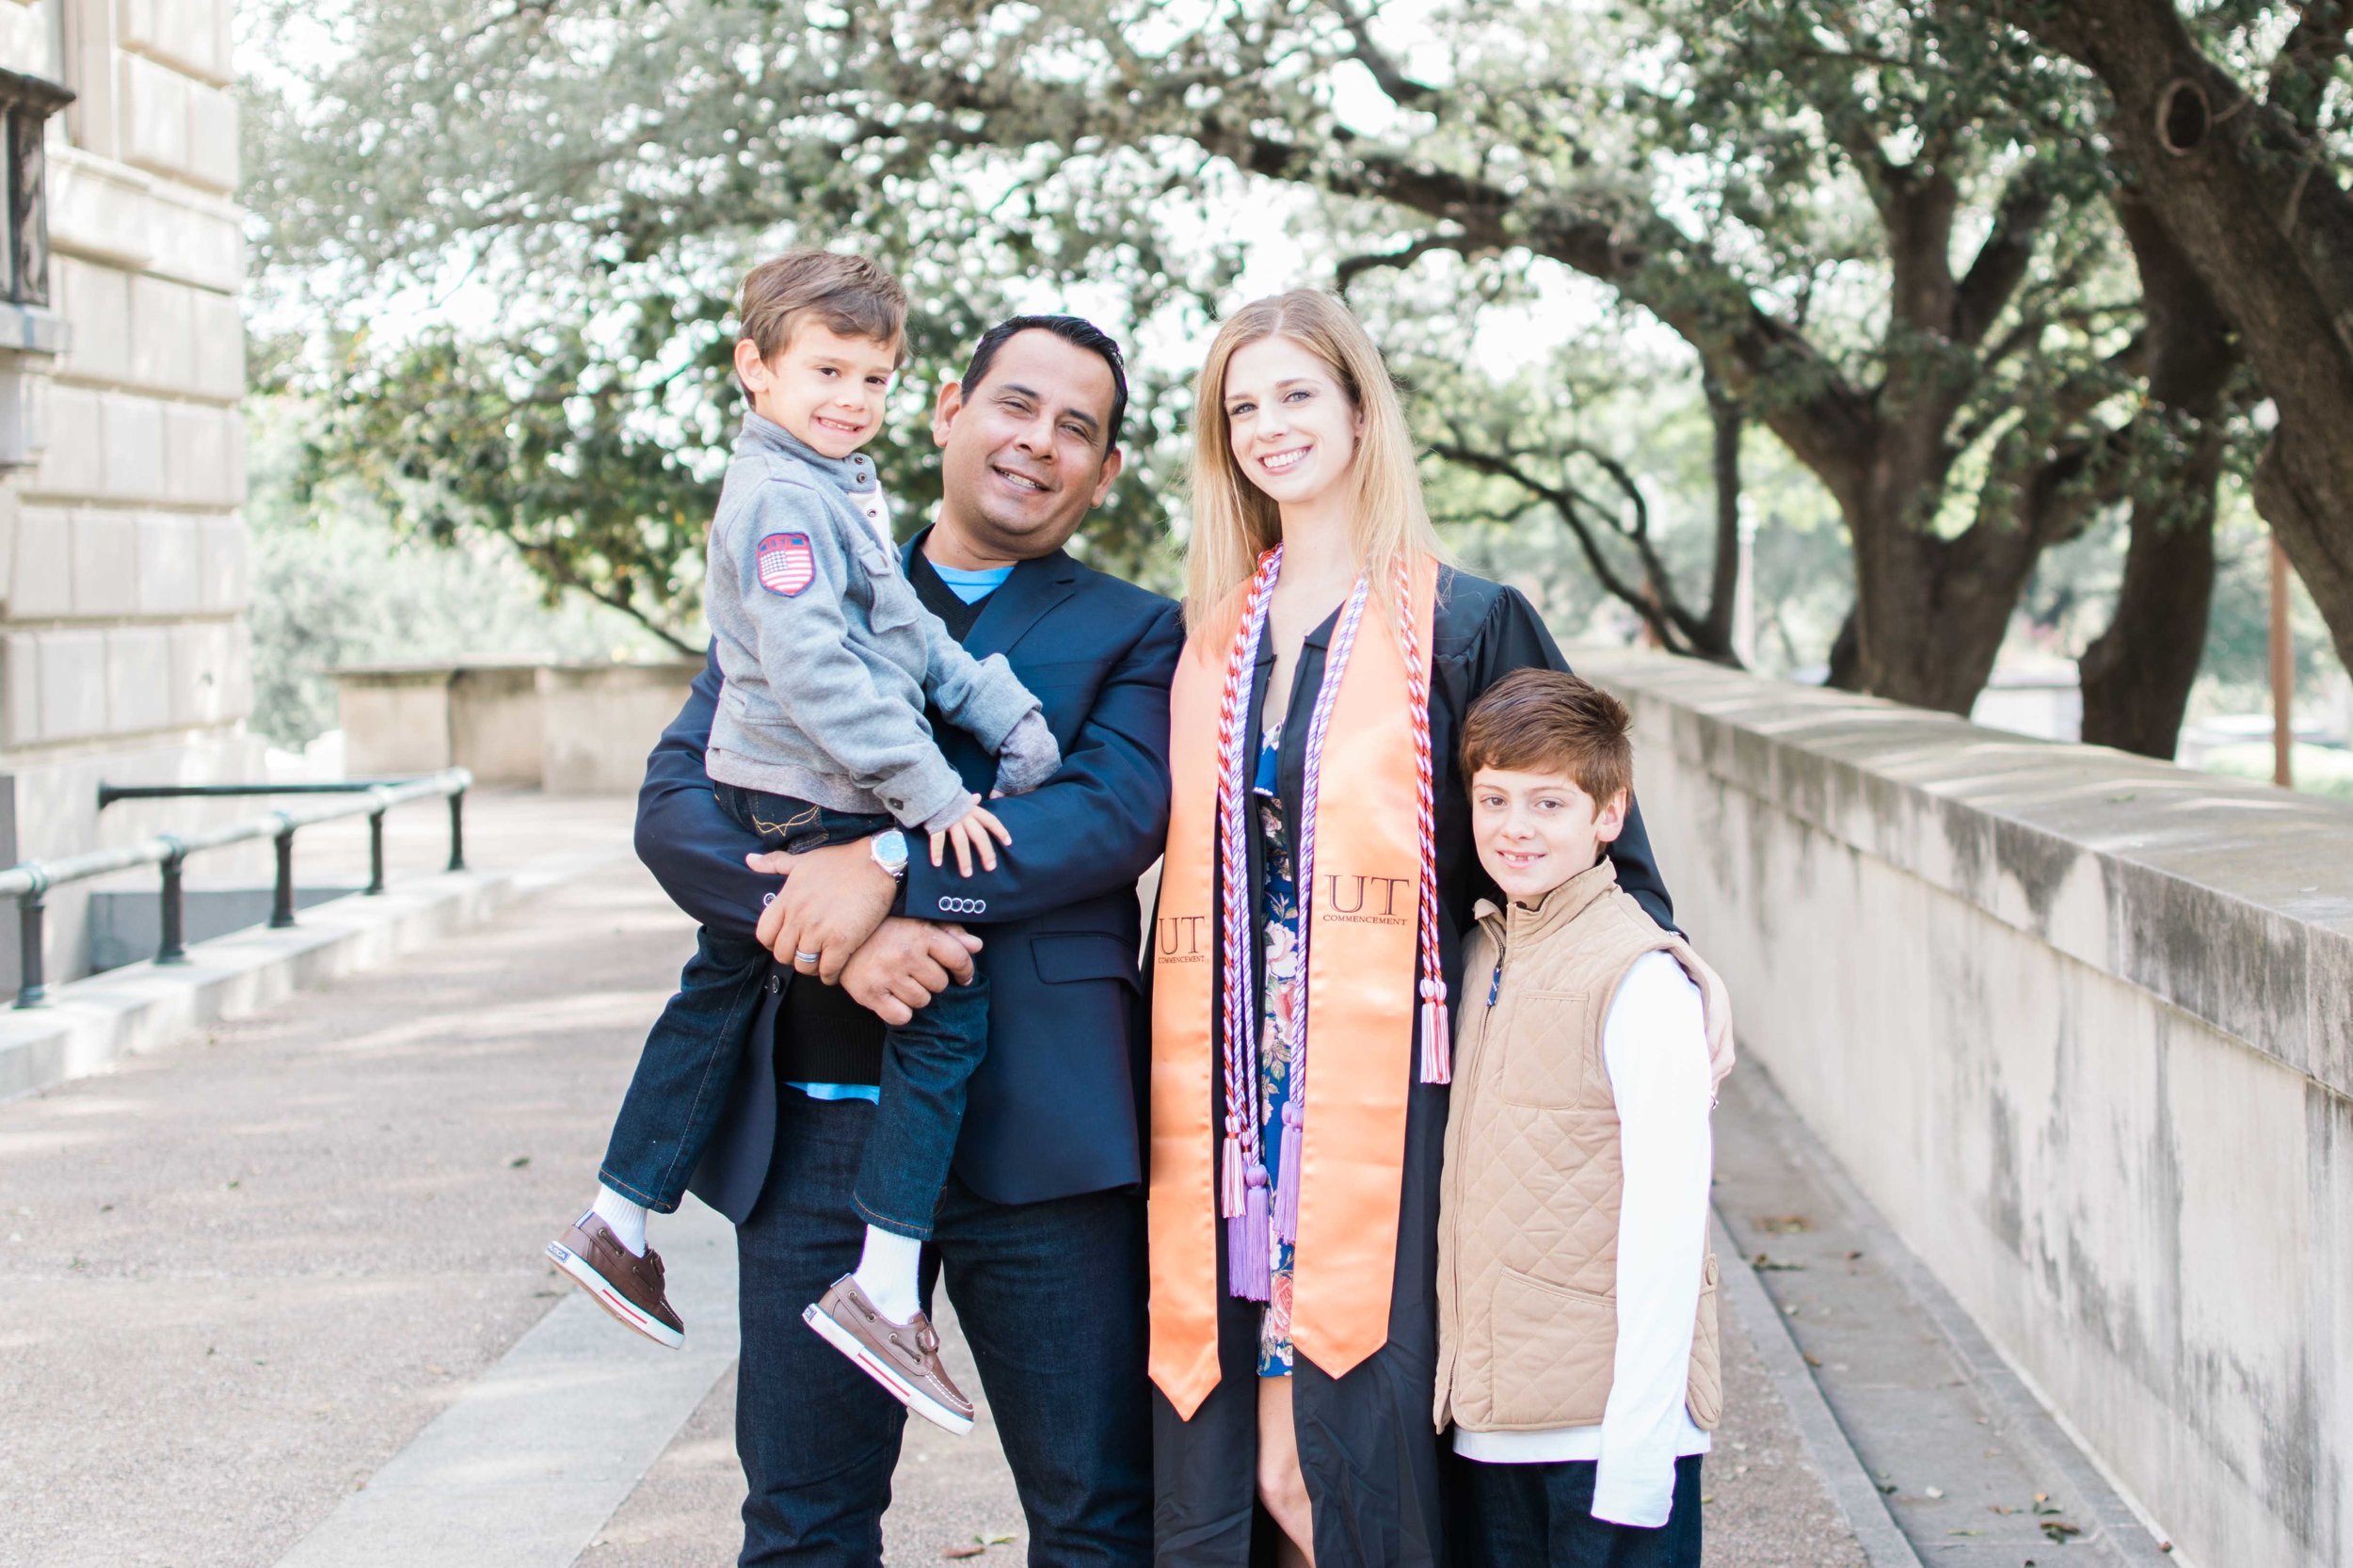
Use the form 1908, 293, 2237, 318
840, 919, 984, 1026
750, 839, 898, 983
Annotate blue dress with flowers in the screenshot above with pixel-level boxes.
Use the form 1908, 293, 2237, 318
1254, 719, 1300, 1378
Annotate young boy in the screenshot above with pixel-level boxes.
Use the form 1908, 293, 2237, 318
547, 251, 1059, 1435
1433, 668, 1736, 1565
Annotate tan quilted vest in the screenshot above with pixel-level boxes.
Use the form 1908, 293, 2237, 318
1433, 859, 1730, 1436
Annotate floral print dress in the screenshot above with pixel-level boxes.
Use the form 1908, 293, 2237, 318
1254, 719, 1301, 1377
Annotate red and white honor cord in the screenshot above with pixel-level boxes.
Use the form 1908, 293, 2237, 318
1212, 549, 1282, 1224
1397, 557, 1451, 1083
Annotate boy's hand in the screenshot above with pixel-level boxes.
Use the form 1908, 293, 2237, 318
927, 801, 1013, 878
750, 839, 897, 983
840, 919, 983, 1026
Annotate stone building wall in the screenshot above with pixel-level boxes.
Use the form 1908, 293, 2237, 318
0, 0, 257, 989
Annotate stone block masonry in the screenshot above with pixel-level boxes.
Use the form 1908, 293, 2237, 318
0, 0, 259, 994
1578, 648, 2353, 1568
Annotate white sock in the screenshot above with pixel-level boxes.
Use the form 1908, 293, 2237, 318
853, 1226, 923, 1324
590, 1185, 648, 1256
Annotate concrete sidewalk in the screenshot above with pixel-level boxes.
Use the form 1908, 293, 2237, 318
2, 851, 1881, 1567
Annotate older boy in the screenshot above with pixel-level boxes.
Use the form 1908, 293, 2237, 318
1434, 669, 1736, 1566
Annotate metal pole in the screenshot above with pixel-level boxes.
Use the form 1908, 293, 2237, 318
366, 810, 387, 895
16, 877, 47, 1007
447, 790, 466, 872
157, 840, 187, 964
271, 820, 296, 928
2271, 535, 2295, 790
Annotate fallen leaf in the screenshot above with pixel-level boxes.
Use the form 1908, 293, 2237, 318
1755, 1214, 1813, 1234
509, 1156, 532, 1169
1925, 1486, 1945, 1499
943, 1548, 984, 1560
2041, 1521, 2082, 1543
1947, 1528, 1982, 1537
1803, 1352, 1823, 1367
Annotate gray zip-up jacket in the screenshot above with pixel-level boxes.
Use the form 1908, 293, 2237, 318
705, 413, 1054, 834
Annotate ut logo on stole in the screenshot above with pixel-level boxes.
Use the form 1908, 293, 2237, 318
1157, 914, 1209, 963
1319, 872, 1414, 926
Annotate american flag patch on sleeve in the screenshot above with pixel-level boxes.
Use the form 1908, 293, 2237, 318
755, 533, 817, 597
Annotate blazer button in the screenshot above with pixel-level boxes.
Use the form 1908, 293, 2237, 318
766, 974, 781, 994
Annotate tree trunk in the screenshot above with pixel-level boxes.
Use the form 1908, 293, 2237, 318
2077, 453, 2220, 758
1701, 372, 1742, 659
1839, 447, 2052, 715
2076, 193, 2240, 760
1988, 0, 2353, 677
1840, 521, 2024, 713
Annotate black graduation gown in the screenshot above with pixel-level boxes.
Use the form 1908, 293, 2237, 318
1150, 568, 1675, 1568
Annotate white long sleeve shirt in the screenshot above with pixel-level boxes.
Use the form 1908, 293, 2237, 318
1451, 949, 1716, 1528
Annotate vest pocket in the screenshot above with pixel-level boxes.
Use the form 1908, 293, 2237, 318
1489, 1266, 1614, 1428
1499, 990, 1603, 1109
1685, 1253, 1722, 1429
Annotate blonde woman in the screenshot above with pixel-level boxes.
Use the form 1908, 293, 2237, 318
1146, 292, 1678, 1566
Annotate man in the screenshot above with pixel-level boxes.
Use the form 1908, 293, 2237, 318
634, 314, 1179, 1566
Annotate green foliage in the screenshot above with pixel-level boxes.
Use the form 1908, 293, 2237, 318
244, 0, 2338, 712
246, 398, 660, 746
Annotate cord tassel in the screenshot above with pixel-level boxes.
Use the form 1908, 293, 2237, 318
1419, 984, 1451, 1084
1220, 1124, 1244, 1219
1273, 1100, 1304, 1242
1232, 1163, 1272, 1301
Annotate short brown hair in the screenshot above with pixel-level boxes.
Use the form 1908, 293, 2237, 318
737, 249, 908, 364
1460, 668, 1634, 807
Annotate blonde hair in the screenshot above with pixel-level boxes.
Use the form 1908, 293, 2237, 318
1184, 291, 1445, 634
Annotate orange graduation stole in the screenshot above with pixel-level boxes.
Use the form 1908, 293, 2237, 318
1148, 549, 1444, 1420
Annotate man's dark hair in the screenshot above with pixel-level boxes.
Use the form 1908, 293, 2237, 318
960, 314, 1128, 450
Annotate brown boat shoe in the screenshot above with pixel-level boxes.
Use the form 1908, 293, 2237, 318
803, 1274, 975, 1435
546, 1214, 685, 1349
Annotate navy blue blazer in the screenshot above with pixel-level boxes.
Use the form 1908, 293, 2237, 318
633, 536, 1184, 1222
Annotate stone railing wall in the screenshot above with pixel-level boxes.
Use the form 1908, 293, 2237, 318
1576, 648, 2352, 1568
336, 660, 704, 794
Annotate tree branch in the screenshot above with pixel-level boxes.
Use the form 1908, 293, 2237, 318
1333, 232, 1481, 292
1953, 162, 2057, 345
1322, 0, 1437, 108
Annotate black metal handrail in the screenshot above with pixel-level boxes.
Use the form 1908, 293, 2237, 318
0, 769, 472, 1007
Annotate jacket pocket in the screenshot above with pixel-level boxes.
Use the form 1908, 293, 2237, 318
1685, 1252, 1722, 1429
1029, 931, 1140, 988
1487, 1266, 1614, 1429
848, 530, 922, 632
1498, 990, 1602, 1109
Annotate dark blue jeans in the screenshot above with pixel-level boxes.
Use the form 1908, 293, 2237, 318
602, 784, 990, 1237
1446, 1451, 1704, 1568
735, 1091, 1151, 1566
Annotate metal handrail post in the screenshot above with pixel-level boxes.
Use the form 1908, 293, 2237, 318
270, 816, 297, 929
15, 870, 48, 1007
157, 836, 187, 964
448, 789, 466, 872
366, 810, 387, 895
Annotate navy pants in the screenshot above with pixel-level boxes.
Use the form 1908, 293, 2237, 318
736, 1091, 1152, 1566
1447, 1452, 1705, 1568
600, 783, 989, 1239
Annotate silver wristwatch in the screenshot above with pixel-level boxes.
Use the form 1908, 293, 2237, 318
870, 828, 909, 881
